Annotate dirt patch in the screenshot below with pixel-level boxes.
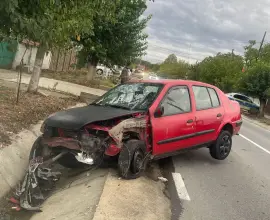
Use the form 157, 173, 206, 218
0, 85, 79, 147
41, 70, 116, 90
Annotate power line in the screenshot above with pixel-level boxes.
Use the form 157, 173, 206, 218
147, 43, 203, 61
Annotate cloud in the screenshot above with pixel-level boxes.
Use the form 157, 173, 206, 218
143, 0, 270, 64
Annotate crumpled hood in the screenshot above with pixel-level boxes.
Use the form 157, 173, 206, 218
44, 105, 140, 130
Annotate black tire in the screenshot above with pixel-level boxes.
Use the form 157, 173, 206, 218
210, 130, 232, 160
118, 139, 148, 180
96, 69, 103, 76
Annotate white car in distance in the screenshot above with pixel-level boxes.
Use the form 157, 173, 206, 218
148, 73, 159, 80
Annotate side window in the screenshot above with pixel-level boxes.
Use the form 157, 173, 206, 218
207, 88, 220, 107
161, 86, 191, 116
236, 95, 252, 103
234, 94, 243, 101
192, 86, 212, 110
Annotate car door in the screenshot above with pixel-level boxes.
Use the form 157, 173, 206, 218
151, 85, 197, 156
191, 86, 224, 145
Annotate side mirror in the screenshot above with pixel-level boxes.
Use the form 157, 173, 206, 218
154, 106, 164, 118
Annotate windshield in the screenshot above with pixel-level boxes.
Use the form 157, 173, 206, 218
93, 83, 164, 111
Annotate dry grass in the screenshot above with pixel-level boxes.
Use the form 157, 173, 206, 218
41, 70, 115, 89
0, 85, 78, 146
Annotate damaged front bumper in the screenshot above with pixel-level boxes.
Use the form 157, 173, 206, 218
14, 152, 65, 211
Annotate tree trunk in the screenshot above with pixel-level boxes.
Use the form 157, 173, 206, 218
27, 47, 46, 93
87, 60, 98, 81
258, 98, 266, 118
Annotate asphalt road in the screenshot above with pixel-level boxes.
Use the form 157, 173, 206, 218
172, 118, 270, 220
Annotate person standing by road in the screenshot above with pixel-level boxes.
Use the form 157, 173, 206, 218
120, 65, 131, 84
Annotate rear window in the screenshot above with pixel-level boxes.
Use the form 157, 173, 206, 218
207, 88, 220, 107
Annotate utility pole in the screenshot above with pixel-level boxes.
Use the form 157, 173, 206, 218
188, 43, 191, 63
231, 49, 234, 59
257, 31, 267, 60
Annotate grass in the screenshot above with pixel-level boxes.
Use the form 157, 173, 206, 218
41, 69, 116, 90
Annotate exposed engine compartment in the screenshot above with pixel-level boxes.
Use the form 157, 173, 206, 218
11, 113, 150, 211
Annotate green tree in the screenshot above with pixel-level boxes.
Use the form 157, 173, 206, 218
0, 0, 115, 92
239, 62, 270, 117
77, 0, 152, 80
187, 61, 200, 80
192, 53, 243, 92
244, 40, 258, 67
159, 59, 190, 79
150, 63, 160, 72
164, 54, 178, 64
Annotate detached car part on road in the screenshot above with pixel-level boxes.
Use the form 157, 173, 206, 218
15, 80, 242, 211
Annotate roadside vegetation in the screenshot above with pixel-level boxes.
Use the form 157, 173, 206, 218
41, 70, 115, 90
142, 41, 270, 118
0, 85, 78, 147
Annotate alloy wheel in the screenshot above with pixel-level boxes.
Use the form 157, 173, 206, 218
219, 135, 231, 157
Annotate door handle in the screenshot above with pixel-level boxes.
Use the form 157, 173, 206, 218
187, 119, 194, 123
217, 113, 222, 117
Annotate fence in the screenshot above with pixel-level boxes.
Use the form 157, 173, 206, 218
0, 41, 17, 69
49, 48, 77, 72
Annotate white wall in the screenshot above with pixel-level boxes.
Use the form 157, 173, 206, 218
42, 51, 52, 69
12, 43, 51, 71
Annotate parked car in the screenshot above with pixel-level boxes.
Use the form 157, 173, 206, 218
148, 73, 159, 80
226, 93, 259, 113
96, 64, 112, 78
21, 80, 242, 210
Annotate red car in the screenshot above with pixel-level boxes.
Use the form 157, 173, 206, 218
19, 80, 242, 210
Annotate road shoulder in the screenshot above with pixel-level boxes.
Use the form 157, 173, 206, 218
242, 115, 270, 131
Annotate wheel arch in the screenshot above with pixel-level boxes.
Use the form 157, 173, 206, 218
218, 122, 233, 137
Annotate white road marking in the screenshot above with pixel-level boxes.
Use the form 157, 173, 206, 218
239, 134, 270, 155
172, 172, 191, 201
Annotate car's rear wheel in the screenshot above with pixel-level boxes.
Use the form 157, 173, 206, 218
210, 130, 232, 160
118, 140, 147, 179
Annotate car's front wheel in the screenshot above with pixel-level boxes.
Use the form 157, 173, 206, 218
210, 130, 232, 160
118, 140, 148, 179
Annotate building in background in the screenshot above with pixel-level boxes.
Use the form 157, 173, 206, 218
12, 40, 51, 72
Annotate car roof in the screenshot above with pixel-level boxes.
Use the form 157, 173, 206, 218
129, 79, 219, 89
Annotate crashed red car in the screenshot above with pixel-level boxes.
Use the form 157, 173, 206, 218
35, 79, 243, 176
16, 80, 242, 210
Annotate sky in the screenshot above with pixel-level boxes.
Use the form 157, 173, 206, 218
143, 0, 270, 64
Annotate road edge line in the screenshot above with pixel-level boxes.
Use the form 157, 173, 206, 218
171, 172, 191, 201
239, 134, 270, 155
